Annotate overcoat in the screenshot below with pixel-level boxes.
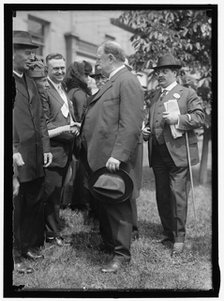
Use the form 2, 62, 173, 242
147, 84, 204, 167
82, 67, 144, 196
67, 87, 88, 122
13, 73, 50, 183
41, 81, 76, 168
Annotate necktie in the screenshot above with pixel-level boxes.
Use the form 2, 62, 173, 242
160, 89, 167, 101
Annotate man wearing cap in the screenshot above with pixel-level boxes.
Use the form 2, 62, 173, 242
142, 53, 204, 256
81, 41, 144, 272
13, 31, 52, 273
42, 53, 79, 246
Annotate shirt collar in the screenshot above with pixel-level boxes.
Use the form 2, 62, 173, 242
109, 65, 125, 80
48, 76, 62, 90
13, 70, 23, 78
162, 81, 177, 92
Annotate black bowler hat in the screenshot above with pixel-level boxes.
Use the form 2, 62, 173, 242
89, 167, 133, 204
13, 30, 39, 49
153, 53, 181, 70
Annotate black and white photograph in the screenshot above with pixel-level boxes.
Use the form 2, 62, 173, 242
3, 1, 220, 298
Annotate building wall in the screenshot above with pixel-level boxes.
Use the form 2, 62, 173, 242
13, 10, 135, 67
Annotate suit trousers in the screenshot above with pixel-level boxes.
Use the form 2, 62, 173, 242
44, 166, 67, 238
13, 177, 45, 260
99, 198, 133, 260
151, 143, 190, 242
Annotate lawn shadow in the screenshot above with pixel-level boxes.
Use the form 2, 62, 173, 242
69, 230, 110, 265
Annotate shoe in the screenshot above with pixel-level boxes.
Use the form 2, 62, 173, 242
46, 236, 71, 247
171, 242, 184, 257
101, 256, 130, 273
132, 230, 139, 241
14, 262, 34, 274
155, 234, 174, 244
22, 249, 44, 260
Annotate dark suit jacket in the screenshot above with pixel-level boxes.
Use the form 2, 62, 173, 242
82, 67, 144, 197
13, 73, 50, 182
41, 80, 76, 168
147, 84, 205, 167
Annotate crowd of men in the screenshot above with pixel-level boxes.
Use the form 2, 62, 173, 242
12, 30, 204, 275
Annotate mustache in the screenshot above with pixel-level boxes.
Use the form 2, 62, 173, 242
158, 77, 165, 81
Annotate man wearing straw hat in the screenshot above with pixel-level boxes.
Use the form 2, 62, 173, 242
13, 31, 52, 273
142, 53, 204, 256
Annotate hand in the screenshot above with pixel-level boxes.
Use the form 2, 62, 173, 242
13, 152, 25, 167
106, 157, 121, 172
142, 126, 151, 141
162, 112, 179, 125
43, 152, 53, 167
13, 176, 20, 197
70, 123, 81, 136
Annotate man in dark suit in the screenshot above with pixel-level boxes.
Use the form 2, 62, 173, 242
81, 41, 144, 272
142, 53, 204, 256
13, 31, 52, 273
42, 53, 79, 246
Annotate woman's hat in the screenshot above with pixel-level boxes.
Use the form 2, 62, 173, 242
13, 31, 39, 49
89, 64, 103, 78
89, 167, 133, 204
27, 57, 47, 78
153, 53, 182, 70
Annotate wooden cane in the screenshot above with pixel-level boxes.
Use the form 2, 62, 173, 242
185, 132, 198, 232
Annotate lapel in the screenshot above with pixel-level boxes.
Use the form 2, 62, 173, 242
48, 80, 65, 107
14, 73, 29, 101
165, 84, 184, 100
25, 75, 36, 104
88, 67, 127, 106
88, 79, 112, 105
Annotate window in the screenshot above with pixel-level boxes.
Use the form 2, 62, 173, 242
28, 15, 49, 56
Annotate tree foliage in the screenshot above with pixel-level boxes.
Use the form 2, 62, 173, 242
118, 10, 211, 73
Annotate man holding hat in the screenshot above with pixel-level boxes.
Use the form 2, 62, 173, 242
13, 31, 52, 273
142, 53, 204, 256
81, 41, 144, 272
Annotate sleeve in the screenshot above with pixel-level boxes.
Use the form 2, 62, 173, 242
111, 75, 144, 162
40, 90, 74, 142
39, 92, 51, 153
176, 89, 205, 131
72, 89, 88, 122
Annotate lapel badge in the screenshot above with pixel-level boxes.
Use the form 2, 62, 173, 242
173, 93, 180, 99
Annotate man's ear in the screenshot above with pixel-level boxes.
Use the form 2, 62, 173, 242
108, 53, 115, 63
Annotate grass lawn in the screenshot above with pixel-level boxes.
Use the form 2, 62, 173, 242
12, 142, 213, 292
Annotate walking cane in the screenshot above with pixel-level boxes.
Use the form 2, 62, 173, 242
185, 132, 198, 232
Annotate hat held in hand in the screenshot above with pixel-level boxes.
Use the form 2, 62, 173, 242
89, 167, 133, 204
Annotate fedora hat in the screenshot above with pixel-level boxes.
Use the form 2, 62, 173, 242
89, 167, 133, 204
13, 30, 39, 49
153, 53, 181, 70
